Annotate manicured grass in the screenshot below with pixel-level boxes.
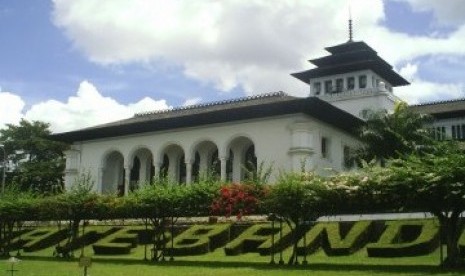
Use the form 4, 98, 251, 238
5, 244, 464, 276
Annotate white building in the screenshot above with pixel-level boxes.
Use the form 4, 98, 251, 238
410, 99, 465, 141
52, 39, 409, 195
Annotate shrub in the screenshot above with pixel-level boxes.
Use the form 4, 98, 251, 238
17, 228, 68, 252
323, 221, 373, 255
224, 223, 291, 256
56, 226, 120, 254
211, 183, 267, 220
165, 224, 231, 256
92, 226, 137, 255
366, 219, 439, 257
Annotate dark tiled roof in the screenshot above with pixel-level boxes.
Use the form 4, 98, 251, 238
51, 92, 364, 143
292, 41, 409, 87
409, 98, 465, 119
81, 92, 294, 130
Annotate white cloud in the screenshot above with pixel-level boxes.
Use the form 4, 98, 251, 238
395, 80, 464, 105
1, 81, 170, 133
398, 0, 465, 26
0, 92, 25, 129
182, 97, 202, 107
395, 64, 464, 104
51, 0, 465, 103
398, 63, 418, 82
52, 0, 383, 96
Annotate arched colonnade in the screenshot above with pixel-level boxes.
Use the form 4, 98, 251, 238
100, 136, 257, 196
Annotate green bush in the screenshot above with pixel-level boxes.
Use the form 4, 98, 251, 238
224, 223, 291, 256
366, 219, 439, 257
166, 224, 231, 256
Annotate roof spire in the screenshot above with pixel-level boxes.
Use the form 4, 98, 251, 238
348, 6, 353, 42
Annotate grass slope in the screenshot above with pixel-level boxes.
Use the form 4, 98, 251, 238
6, 243, 464, 276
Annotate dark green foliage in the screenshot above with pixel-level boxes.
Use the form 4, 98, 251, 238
18, 228, 68, 252
376, 143, 465, 267
0, 119, 68, 194
366, 220, 439, 257
166, 224, 230, 256
264, 171, 337, 264
355, 102, 433, 165
0, 186, 38, 255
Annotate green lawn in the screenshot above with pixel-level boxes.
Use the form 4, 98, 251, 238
5, 244, 464, 276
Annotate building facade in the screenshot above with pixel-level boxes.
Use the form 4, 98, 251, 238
53, 40, 410, 195
410, 99, 465, 141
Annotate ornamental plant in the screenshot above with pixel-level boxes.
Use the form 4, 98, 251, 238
210, 183, 267, 220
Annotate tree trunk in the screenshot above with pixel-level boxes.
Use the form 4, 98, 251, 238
440, 214, 464, 268
287, 222, 299, 265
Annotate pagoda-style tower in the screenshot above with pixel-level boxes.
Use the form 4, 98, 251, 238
292, 41, 409, 118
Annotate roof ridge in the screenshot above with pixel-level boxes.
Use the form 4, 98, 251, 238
134, 91, 289, 117
410, 97, 465, 107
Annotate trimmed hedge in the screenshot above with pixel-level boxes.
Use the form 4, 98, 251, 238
224, 223, 291, 256
296, 221, 372, 256
4, 228, 33, 251
296, 222, 326, 255
92, 226, 138, 255
16, 228, 68, 252
165, 224, 231, 256
56, 226, 120, 253
366, 219, 439, 257
323, 221, 373, 255
93, 226, 172, 255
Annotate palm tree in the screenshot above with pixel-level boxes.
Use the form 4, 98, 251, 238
356, 102, 434, 166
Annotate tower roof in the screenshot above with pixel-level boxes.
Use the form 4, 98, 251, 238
291, 41, 409, 87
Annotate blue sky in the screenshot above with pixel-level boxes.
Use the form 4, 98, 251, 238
1, 0, 465, 132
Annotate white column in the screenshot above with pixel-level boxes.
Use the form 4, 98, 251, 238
98, 167, 104, 194
199, 152, 209, 173
153, 162, 161, 182
220, 157, 227, 182
185, 160, 193, 185
124, 167, 131, 196
232, 148, 242, 183
168, 154, 177, 181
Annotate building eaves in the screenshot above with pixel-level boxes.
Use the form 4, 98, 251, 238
409, 98, 465, 119
50, 93, 364, 143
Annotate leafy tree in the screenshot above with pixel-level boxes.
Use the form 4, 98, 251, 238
375, 143, 465, 268
356, 102, 433, 166
0, 119, 68, 193
264, 171, 333, 264
389, 143, 465, 267
41, 172, 101, 258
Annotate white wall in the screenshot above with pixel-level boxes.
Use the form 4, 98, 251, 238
64, 113, 361, 193
309, 70, 400, 118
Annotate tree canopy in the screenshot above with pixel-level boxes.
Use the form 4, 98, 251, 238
0, 119, 68, 193
356, 102, 434, 165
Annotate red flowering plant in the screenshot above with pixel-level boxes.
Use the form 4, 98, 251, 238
210, 183, 268, 220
